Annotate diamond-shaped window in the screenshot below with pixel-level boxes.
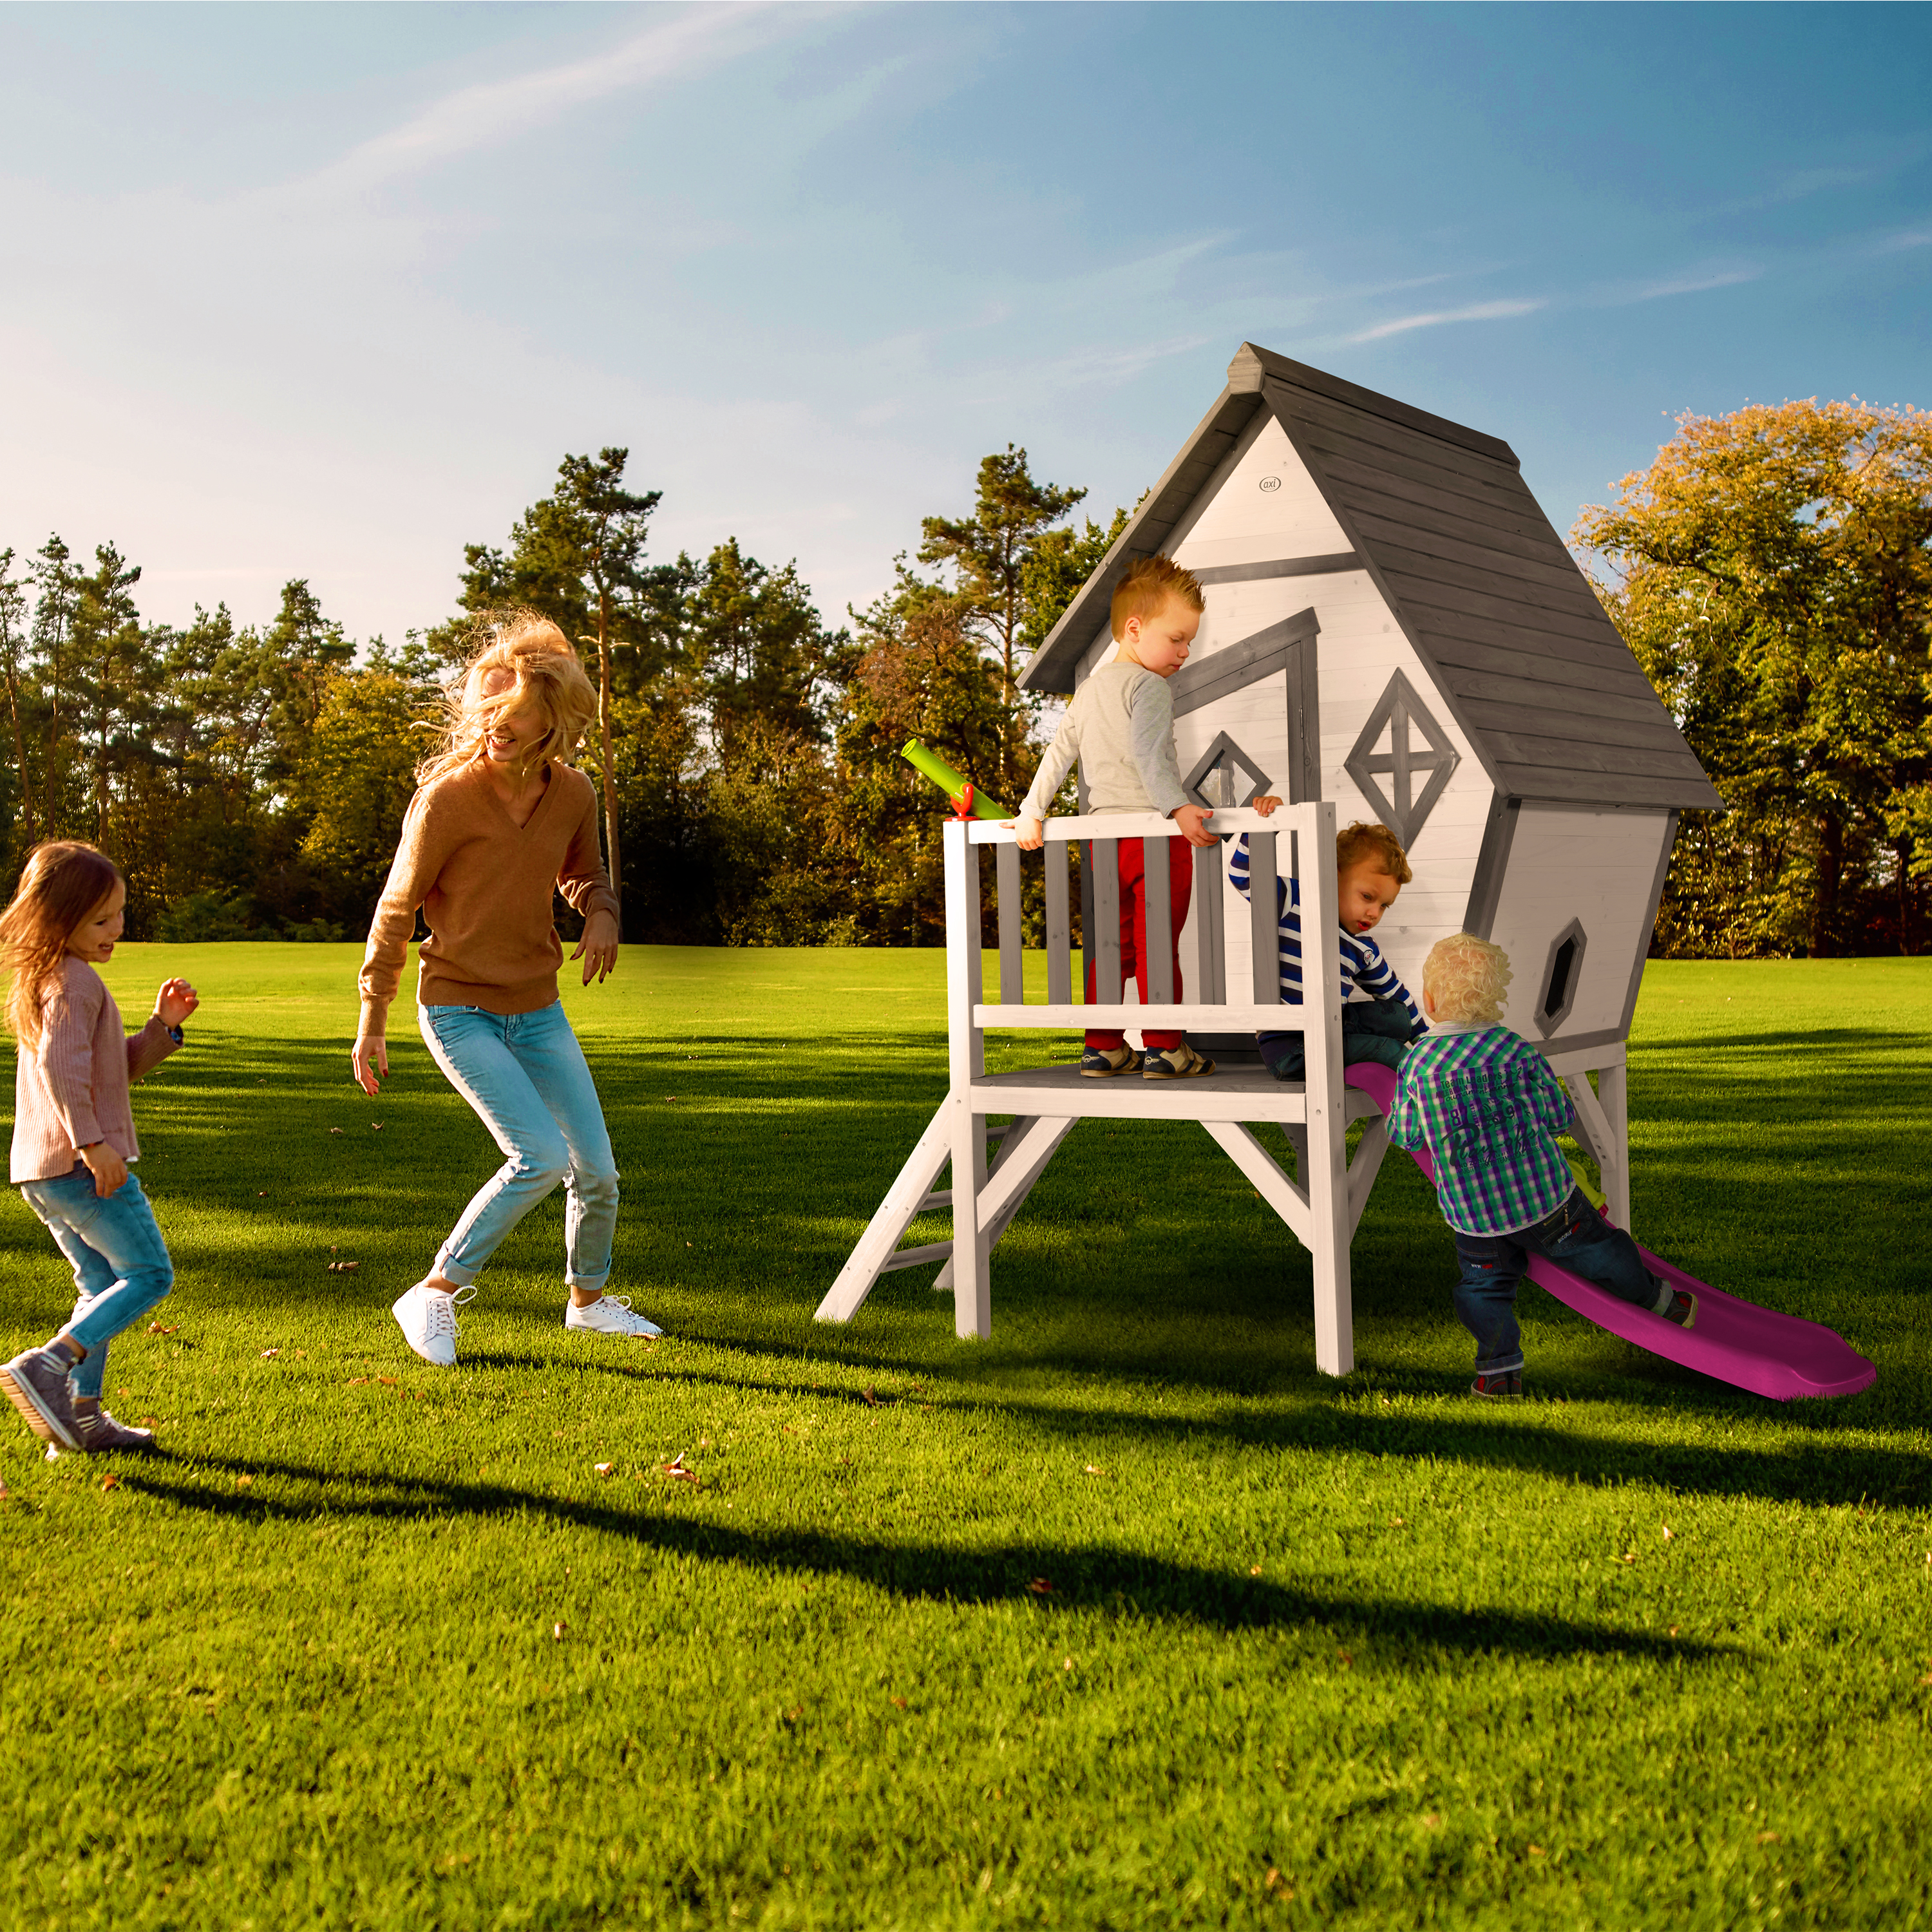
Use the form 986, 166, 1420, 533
1343, 669, 1459, 847
1184, 732, 1273, 811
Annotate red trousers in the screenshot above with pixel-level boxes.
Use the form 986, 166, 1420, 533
1084, 836, 1194, 1051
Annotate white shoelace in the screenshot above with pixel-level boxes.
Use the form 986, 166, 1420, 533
427, 1285, 477, 1341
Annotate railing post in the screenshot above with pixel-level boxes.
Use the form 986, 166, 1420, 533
1143, 830, 1173, 1003
944, 820, 990, 1338
996, 842, 1023, 1006
1193, 840, 1225, 1005
1298, 800, 1353, 1375
1597, 1061, 1632, 1236
1247, 830, 1279, 1005
1092, 838, 1122, 1004
1045, 838, 1073, 1006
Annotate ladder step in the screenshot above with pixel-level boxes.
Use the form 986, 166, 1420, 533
880, 1240, 953, 1273
916, 1189, 953, 1211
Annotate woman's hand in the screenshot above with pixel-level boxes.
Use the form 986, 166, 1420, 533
81, 1141, 129, 1198
573, 910, 620, 985
352, 1026, 389, 1097
155, 978, 200, 1028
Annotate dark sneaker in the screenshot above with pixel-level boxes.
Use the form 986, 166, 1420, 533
1471, 1369, 1523, 1399
73, 1408, 158, 1454
1143, 1045, 1216, 1080
1, 1349, 82, 1449
1080, 1046, 1143, 1078
1660, 1289, 1698, 1330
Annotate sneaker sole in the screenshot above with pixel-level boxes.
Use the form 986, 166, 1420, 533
0, 1363, 80, 1449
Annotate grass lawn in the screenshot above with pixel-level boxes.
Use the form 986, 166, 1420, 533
2, 944, 1929, 1931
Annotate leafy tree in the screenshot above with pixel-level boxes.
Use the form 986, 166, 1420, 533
30, 536, 82, 839
1577, 398, 1932, 956
447, 449, 670, 916
0, 549, 35, 851
1018, 507, 1131, 659
68, 544, 147, 845
685, 539, 843, 750
918, 446, 1086, 791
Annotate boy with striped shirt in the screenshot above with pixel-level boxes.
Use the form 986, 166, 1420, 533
1392, 931, 1695, 1398
1227, 810, 1425, 1081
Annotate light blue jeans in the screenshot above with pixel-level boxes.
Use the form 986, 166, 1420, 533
18, 1165, 175, 1401
419, 1001, 619, 1293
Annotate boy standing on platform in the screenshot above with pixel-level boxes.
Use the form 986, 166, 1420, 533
1013, 556, 1219, 1080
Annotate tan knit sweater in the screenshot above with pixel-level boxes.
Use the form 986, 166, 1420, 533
10, 956, 180, 1183
359, 761, 621, 1023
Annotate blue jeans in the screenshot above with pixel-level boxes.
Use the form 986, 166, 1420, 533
1452, 1186, 1666, 1375
419, 1002, 619, 1292
18, 1166, 175, 1401
1260, 998, 1419, 1081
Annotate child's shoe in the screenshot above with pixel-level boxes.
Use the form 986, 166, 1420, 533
0, 1348, 82, 1448
1080, 1046, 1143, 1077
1143, 1044, 1216, 1080
1660, 1287, 1698, 1329
1471, 1368, 1522, 1399
564, 1294, 663, 1338
393, 1280, 475, 1367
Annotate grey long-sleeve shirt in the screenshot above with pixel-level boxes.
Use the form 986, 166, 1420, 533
1017, 661, 1189, 822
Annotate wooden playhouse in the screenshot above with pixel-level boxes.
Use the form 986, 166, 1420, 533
818, 343, 1723, 1373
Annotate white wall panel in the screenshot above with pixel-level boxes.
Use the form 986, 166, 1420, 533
1488, 808, 1671, 1039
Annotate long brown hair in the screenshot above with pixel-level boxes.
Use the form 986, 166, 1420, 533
1, 842, 124, 1046
416, 611, 598, 790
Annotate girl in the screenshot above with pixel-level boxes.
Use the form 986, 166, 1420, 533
352, 613, 658, 1367
1, 842, 198, 1454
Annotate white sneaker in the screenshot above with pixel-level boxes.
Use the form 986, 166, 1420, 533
392, 1281, 475, 1367
564, 1294, 663, 1339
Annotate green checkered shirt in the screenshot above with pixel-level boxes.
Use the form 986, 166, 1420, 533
1389, 1023, 1574, 1236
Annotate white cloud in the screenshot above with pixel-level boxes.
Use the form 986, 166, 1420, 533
296, 4, 830, 197
1621, 265, 1763, 302
1350, 298, 1544, 343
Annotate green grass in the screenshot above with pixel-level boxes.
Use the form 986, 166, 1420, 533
3, 945, 1929, 1931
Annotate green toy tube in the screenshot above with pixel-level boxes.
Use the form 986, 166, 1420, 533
900, 739, 1009, 819
1564, 1154, 1606, 1212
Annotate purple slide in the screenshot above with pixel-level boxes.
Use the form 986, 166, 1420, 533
1344, 1063, 1875, 1401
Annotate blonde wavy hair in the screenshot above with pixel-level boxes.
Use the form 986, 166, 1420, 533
418, 612, 598, 788
1, 841, 124, 1048
1423, 932, 1513, 1027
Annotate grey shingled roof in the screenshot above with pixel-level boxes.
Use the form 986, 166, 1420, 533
1021, 343, 1721, 813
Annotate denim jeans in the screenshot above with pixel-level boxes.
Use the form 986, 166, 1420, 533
1260, 998, 1418, 1082
419, 1001, 619, 1292
18, 1165, 175, 1401
1452, 1186, 1666, 1375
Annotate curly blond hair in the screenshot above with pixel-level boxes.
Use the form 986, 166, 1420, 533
1423, 932, 1513, 1027
417, 611, 598, 788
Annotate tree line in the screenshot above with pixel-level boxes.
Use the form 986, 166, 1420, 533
3, 395, 1926, 956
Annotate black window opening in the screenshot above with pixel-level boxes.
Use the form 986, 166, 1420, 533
1536, 918, 1587, 1036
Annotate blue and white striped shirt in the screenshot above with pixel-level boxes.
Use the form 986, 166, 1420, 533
1227, 833, 1423, 1026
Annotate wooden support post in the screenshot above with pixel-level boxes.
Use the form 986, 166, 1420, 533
1597, 1060, 1631, 1235
996, 842, 1023, 1006
1299, 801, 1353, 1376
1079, 840, 1095, 1007
1046, 844, 1072, 1006
945, 820, 991, 1338
813, 1104, 952, 1323
1143, 835, 1173, 1003
1093, 839, 1122, 1004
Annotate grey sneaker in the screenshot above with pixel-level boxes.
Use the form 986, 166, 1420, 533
74, 1408, 158, 1454
1, 1349, 82, 1449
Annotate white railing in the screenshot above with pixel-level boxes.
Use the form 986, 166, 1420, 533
948, 801, 1343, 1043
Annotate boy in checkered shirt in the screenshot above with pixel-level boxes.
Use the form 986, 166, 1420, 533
1390, 931, 1696, 1398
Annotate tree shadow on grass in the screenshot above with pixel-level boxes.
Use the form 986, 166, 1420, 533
118, 1451, 1732, 1665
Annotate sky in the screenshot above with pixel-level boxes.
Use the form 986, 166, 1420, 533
1, 1, 1927, 647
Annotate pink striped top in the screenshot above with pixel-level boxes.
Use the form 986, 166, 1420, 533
10, 955, 180, 1183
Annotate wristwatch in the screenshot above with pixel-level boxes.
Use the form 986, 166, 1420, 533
164, 1022, 185, 1046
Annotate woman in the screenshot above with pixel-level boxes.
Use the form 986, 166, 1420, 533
352, 614, 658, 1367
